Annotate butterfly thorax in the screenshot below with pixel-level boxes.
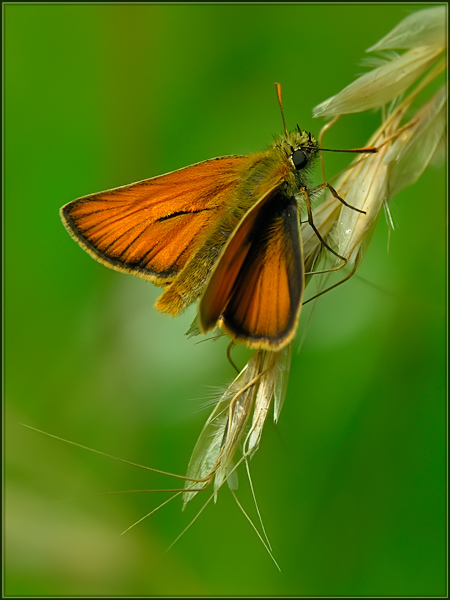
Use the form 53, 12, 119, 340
232, 129, 319, 209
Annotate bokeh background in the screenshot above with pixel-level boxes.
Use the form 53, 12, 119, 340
4, 3, 446, 597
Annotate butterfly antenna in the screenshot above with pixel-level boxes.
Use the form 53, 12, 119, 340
275, 83, 288, 136
318, 146, 378, 154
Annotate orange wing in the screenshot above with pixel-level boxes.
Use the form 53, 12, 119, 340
199, 191, 304, 351
61, 156, 249, 285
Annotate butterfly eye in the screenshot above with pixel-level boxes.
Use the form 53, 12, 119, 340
292, 149, 307, 170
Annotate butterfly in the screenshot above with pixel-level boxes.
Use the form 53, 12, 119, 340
61, 85, 372, 351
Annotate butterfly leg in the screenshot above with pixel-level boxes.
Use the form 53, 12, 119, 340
303, 253, 359, 306
310, 182, 366, 214
226, 341, 240, 375
299, 185, 348, 263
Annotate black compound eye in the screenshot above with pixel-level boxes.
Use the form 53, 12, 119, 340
292, 149, 308, 170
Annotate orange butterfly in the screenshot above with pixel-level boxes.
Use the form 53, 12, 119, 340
61, 85, 372, 350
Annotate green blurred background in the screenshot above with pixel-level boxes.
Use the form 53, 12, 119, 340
4, 4, 446, 596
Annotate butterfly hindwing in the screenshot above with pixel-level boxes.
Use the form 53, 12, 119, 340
199, 189, 304, 350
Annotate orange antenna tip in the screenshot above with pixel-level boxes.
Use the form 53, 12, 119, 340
274, 83, 288, 135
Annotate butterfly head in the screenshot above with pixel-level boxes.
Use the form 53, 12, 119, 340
275, 128, 319, 194
283, 127, 319, 167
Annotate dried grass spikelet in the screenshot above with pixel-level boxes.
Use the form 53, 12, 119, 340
313, 5, 446, 268
314, 6, 445, 118
182, 346, 293, 506
184, 4, 447, 511
182, 185, 345, 507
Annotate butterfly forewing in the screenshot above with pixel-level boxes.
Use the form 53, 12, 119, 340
61, 156, 249, 284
